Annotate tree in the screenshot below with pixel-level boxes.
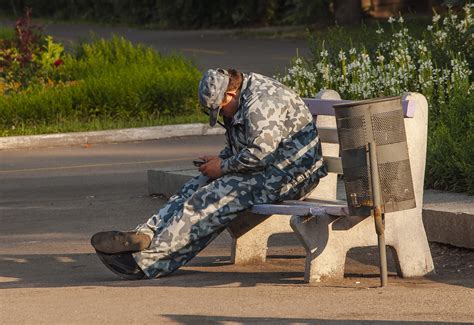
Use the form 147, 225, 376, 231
333, 0, 362, 25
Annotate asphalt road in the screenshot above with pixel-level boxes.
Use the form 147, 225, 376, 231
0, 20, 309, 76
0, 135, 225, 235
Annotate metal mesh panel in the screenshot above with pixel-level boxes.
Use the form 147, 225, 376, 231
343, 165, 373, 208
337, 116, 366, 150
371, 110, 406, 145
379, 160, 415, 204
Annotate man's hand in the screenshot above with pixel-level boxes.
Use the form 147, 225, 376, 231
198, 155, 223, 180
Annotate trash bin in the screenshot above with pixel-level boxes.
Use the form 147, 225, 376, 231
333, 96, 416, 217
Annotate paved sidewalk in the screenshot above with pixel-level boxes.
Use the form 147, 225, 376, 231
1, 136, 473, 324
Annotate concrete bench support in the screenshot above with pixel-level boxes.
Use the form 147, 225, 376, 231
227, 212, 291, 264
290, 92, 435, 282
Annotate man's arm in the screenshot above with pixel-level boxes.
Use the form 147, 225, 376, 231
218, 137, 233, 160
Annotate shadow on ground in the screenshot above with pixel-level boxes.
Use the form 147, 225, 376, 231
345, 243, 474, 289
0, 253, 305, 289
1, 240, 472, 290
162, 314, 473, 325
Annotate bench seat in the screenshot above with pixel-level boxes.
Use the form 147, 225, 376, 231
250, 199, 349, 217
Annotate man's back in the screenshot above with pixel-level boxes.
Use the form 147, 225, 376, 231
221, 72, 326, 197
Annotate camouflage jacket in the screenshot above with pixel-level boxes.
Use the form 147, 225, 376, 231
219, 73, 327, 197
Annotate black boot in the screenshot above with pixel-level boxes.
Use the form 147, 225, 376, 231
95, 251, 147, 280
91, 231, 152, 254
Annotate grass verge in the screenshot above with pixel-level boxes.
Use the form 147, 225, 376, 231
0, 26, 14, 39
0, 36, 203, 136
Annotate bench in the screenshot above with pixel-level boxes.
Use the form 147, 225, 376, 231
226, 89, 435, 282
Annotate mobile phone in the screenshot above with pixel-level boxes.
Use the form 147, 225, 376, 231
193, 159, 206, 167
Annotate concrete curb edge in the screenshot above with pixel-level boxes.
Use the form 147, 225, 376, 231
0, 123, 226, 150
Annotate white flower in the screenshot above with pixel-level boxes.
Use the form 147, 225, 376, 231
464, 4, 473, 16
388, 16, 395, 24
349, 48, 356, 55
433, 14, 441, 23
398, 16, 404, 23
434, 30, 448, 42
376, 28, 384, 34
427, 25, 433, 31
320, 50, 329, 58
338, 50, 346, 62
456, 22, 466, 32
417, 43, 428, 52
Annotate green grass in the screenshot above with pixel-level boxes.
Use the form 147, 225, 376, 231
0, 36, 203, 136
0, 27, 14, 40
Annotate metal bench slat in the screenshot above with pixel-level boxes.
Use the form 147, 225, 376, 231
251, 201, 349, 217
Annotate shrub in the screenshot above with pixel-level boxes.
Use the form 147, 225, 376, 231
0, 35, 202, 135
427, 92, 474, 194
278, 4, 474, 193
0, 9, 64, 93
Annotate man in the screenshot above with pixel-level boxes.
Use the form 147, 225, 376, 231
91, 68, 327, 280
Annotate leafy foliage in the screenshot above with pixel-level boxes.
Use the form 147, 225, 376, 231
0, 9, 64, 93
0, 34, 201, 136
426, 92, 474, 193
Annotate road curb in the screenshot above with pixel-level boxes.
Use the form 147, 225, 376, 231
0, 123, 226, 150
423, 209, 474, 249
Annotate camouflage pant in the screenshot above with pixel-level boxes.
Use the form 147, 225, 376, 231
133, 169, 321, 278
